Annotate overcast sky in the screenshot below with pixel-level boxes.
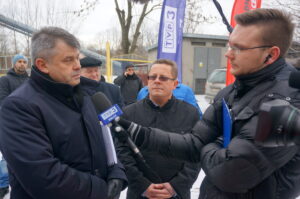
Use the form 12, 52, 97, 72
0, 0, 280, 48
76, 0, 235, 43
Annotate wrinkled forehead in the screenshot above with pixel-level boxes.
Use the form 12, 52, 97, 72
149, 64, 173, 76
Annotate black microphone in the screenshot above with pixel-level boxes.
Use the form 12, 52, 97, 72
91, 92, 144, 160
91, 92, 162, 183
289, 71, 300, 89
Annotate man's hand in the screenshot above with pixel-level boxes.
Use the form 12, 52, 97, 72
115, 118, 148, 146
107, 179, 123, 199
144, 183, 174, 199
162, 183, 176, 197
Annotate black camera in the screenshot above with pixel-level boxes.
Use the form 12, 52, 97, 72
255, 99, 300, 147
255, 71, 300, 147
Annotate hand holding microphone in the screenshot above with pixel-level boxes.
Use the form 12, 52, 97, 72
117, 117, 148, 146
91, 92, 162, 183
91, 92, 148, 148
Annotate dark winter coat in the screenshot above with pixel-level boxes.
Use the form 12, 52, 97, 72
81, 76, 124, 108
137, 58, 300, 199
114, 73, 143, 105
0, 68, 28, 105
0, 66, 127, 199
117, 96, 201, 199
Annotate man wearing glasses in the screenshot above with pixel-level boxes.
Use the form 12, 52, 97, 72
116, 9, 300, 198
116, 59, 200, 199
114, 64, 143, 105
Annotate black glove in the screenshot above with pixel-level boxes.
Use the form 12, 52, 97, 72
116, 117, 147, 146
107, 178, 123, 199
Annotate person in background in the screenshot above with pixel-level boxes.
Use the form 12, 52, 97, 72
116, 59, 200, 199
137, 83, 202, 118
114, 64, 143, 105
80, 56, 124, 108
0, 54, 29, 105
0, 54, 29, 198
0, 26, 127, 199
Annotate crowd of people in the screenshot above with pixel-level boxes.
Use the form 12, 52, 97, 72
0, 7, 299, 199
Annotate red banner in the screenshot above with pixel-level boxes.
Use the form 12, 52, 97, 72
226, 0, 262, 85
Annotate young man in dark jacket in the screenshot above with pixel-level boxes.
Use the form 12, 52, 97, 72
0, 27, 127, 199
116, 59, 200, 199
0, 54, 29, 105
117, 9, 300, 199
114, 64, 143, 105
0, 54, 29, 198
80, 56, 124, 108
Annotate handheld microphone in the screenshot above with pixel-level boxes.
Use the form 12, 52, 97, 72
91, 92, 144, 160
91, 92, 162, 183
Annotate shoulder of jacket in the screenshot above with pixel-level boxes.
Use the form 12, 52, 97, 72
174, 98, 198, 114
214, 84, 234, 101
102, 82, 119, 90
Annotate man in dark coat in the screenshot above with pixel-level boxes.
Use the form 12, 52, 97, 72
117, 9, 300, 199
0, 54, 29, 105
0, 54, 29, 198
114, 64, 143, 105
0, 27, 127, 199
80, 56, 124, 108
116, 59, 200, 199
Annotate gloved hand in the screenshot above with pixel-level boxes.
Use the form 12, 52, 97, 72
115, 117, 148, 146
107, 178, 124, 199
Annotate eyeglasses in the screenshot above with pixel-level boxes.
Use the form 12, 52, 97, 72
227, 45, 272, 55
127, 68, 134, 71
147, 75, 176, 82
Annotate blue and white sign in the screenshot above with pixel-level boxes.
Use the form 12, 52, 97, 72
98, 104, 123, 125
157, 0, 186, 82
162, 6, 177, 53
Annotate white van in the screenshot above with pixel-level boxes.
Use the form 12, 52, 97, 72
204, 68, 226, 103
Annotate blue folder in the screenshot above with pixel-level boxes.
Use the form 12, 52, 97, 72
222, 98, 232, 148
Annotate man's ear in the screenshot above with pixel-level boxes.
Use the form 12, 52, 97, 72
264, 46, 280, 65
173, 79, 179, 88
35, 58, 49, 74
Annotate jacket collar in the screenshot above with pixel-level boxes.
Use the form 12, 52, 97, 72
30, 66, 78, 98
7, 68, 28, 78
145, 95, 176, 111
234, 58, 286, 97
80, 76, 101, 88
126, 73, 139, 80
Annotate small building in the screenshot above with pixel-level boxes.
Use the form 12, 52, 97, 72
148, 33, 228, 94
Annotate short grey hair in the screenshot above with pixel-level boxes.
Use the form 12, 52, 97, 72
31, 27, 80, 62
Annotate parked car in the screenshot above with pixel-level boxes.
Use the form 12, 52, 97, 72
205, 68, 226, 103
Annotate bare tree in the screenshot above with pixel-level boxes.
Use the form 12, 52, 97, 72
184, 0, 217, 33
0, 0, 82, 55
114, 0, 161, 54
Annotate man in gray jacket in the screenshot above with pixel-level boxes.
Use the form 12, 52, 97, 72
0, 54, 29, 198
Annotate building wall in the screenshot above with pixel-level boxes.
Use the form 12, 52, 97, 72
147, 34, 228, 93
